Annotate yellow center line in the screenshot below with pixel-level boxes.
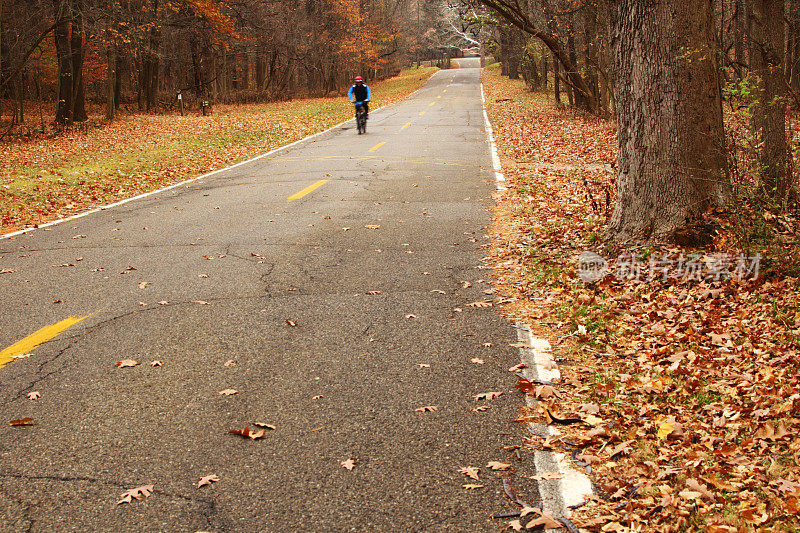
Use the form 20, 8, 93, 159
437, 95, 441, 99
401, 123, 411, 129
429, 102, 435, 106
419, 110, 426, 116
0, 315, 90, 369
443, 89, 447, 92
369, 142, 386, 152
288, 179, 328, 201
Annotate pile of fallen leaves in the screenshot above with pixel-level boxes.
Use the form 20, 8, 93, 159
483, 64, 800, 531
0, 67, 438, 233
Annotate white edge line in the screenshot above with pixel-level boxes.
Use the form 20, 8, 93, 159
516, 326, 593, 523
1, 69, 444, 242
479, 77, 506, 192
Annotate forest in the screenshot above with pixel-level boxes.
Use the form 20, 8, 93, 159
0, 0, 450, 125
1, 0, 798, 241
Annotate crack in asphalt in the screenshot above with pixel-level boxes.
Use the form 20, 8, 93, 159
6, 343, 75, 403
0, 471, 229, 530
0, 237, 480, 256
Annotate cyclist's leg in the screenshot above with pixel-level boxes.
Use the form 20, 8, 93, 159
364, 102, 369, 118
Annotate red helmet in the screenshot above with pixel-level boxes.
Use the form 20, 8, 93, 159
354, 76, 364, 83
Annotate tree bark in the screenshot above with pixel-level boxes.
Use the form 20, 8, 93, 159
606, 0, 731, 241
751, 0, 787, 199
553, 49, 560, 104
54, 0, 73, 125
71, 0, 86, 122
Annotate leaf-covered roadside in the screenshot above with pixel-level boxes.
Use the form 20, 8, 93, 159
0, 67, 438, 233
482, 64, 800, 531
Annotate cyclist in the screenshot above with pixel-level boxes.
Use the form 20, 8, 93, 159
348, 76, 371, 119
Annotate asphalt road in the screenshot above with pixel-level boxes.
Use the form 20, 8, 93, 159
0, 59, 536, 531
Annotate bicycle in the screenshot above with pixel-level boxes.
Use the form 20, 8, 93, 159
354, 102, 367, 135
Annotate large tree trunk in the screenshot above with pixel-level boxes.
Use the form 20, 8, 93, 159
54, 0, 73, 125
751, 0, 787, 199
606, 0, 730, 241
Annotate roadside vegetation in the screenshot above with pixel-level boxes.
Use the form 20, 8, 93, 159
0, 67, 438, 233
483, 64, 800, 531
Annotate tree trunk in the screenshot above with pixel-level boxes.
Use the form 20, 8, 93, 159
606, 0, 731, 241
54, 0, 73, 125
734, 0, 747, 75
553, 50, 561, 104
584, 4, 601, 111
789, 0, 800, 92
71, 0, 86, 122
106, 46, 115, 120
499, 26, 509, 76
540, 47, 547, 90
750, 0, 787, 199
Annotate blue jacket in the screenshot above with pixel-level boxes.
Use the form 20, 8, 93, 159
348, 83, 371, 102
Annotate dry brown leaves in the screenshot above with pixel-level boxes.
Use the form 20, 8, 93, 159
483, 66, 800, 531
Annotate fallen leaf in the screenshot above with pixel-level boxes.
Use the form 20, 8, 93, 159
416, 363, 430, 368
116, 485, 154, 505
508, 519, 523, 532
364, 224, 380, 229
471, 405, 491, 412
405, 314, 416, 319
312, 395, 323, 400
223, 360, 237, 367
415, 405, 438, 412
583, 414, 604, 426
8, 417, 34, 426
11, 353, 32, 359
463, 484, 484, 489
218, 389, 238, 396
286, 320, 297, 327
229, 427, 266, 440
115, 359, 139, 368
471, 358, 485, 364
197, 474, 219, 488
657, 421, 676, 440
458, 466, 480, 480
137, 281, 150, 289
487, 461, 511, 470
341, 458, 356, 470
483, 342, 494, 347
461, 281, 473, 288
150, 360, 163, 367
474, 391, 503, 401
253, 422, 277, 430
526, 514, 562, 529
27, 391, 41, 400
508, 363, 526, 372
515, 377, 535, 393
430, 289, 446, 294
531, 472, 564, 481
467, 301, 492, 307
366, 290, 382, 295
158, 300, 169, 305
192, 300, 209, 305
